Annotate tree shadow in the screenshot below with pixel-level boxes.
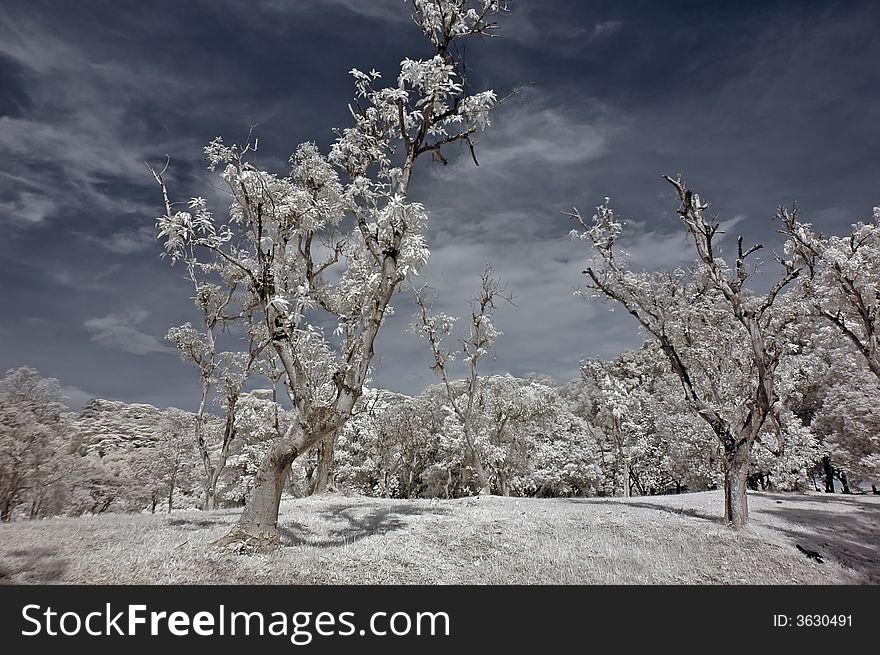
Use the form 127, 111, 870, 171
279, 502, 450, 549
564, 498, 724, 524
168, 517, 217, 529
1, 547, 68, 583
762, 501, 880, 583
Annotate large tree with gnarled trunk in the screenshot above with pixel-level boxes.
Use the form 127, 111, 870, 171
152, 0, 509, 552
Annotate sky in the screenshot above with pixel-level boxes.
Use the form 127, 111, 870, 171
1, 0, 878, 411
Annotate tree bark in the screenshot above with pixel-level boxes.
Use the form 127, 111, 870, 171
471, 452, 491, 495
167, 475, 175, 514
723, 449, 750, 528
218, 436, 301, 553
622, 458, 631, 498
204, 486, 217, 511
310, 434, 335, 495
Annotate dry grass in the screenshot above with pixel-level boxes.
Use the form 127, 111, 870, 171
0, 491, 877, 584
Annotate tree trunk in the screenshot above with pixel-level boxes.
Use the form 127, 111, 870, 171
823, 456, 835, 493
622, 459, 631, 498
310, 434, 335, 495
204, 486, 217, 511
205, 393, 238, 509
471, 454, 491, 495
498, 472, 509, 497
723, 450, 750, 528
150, 493, 157, 514
219, 439, 298, 553
840, 472, 850, 494
167, 478, 175, 514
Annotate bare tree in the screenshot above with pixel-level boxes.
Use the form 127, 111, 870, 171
569, 176, 800, 526
412, 265, 513, 495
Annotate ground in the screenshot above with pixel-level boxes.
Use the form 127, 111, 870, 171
0, 490, 877, 584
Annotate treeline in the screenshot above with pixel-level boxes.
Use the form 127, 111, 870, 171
2, 330, 875, 520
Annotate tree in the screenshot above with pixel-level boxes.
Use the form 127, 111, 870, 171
152, 1, 508, 551
412, 265, 512, 495
581, 348, 666, 498
779, 204, 880, 380
812, 354, 880, 490
130, 409, 199, 513
569, 177, 801, 526
166, 284, 258, 510
0, 367, 70, 521
578, 346, 719, 497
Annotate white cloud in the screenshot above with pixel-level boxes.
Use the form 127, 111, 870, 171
592, 20, 623, 39
0, 191, 56, 224
475, 105, 610, 168
85, 225, 157, 255
0, 10, 199, 229
83, 307, 172, 356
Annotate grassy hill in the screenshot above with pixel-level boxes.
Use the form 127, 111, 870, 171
1, 491, 877, 584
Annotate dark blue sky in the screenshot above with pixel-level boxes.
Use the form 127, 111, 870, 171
1, 0, 878, 410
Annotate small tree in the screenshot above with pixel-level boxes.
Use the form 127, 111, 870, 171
152, 1, 508, 551
412, 265, 513, 495
569, 177, 801, 526
166, 290, 258, 510
130, 409, 199, 513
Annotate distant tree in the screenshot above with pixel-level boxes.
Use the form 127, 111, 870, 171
152, 0, 508, 551
812, 355, 880, 489
581, 348, 664, 497
569, 177, 801, 526
334, 388, 431, 498
581, 346, 719, 497
129, 409, 199, 513
0, 367, 70, 521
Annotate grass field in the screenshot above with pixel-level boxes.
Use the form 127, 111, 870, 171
1, 490, 877, 584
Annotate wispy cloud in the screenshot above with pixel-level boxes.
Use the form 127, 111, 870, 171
591, 20, 623, 40
0, 7, 203, 230
82, 225, 158, 256
299, 0, 409, 22
475, 105, 611, 168
0, 191, 56, 225
83, 308, 172, 356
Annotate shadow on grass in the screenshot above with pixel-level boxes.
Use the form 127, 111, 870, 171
168, 517, 217, 529
1, 546, 68, 583
564, 498, 724, 524
279, 503, 450, 549
762, 501, 880, 583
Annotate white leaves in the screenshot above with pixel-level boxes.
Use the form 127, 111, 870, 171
412, 0, 506, 47
153, 0, 507, 430
268, 296, 291, 314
